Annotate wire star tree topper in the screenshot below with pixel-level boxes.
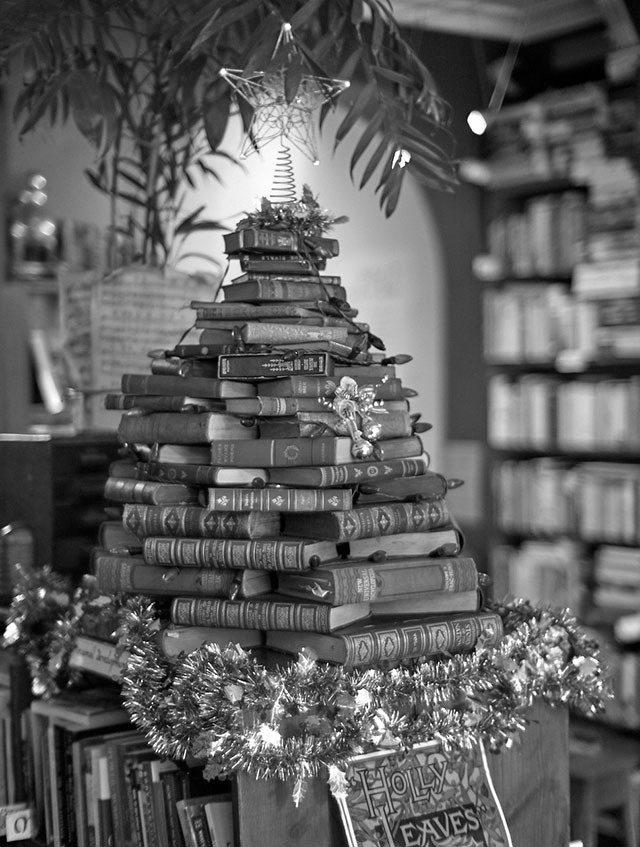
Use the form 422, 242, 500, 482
220, 22, 349, 201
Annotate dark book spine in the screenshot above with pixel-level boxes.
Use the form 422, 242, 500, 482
342, 612, 504, 666
122, 504, 275, 540
161, 770, 188, 847
267, 456, 428, 487
209, 436, 343, 468
138, 462, 225, 487
206, 487, 353, 512
283, 500, 450, 541
223, 280, 347, 302
260, 375, 406, 399
93, 556, 236, 597
104, 478, 199, 506
229, 273, 342, 286
224, 227, 339, 257
117, 412, 208, 444
277, 557, 478, 605
217, 352, 332, 379
239, 256, 325, 273
142, 537, 321, 571
170, 597, 334, 631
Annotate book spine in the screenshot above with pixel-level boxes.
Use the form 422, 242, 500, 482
170, 597, 334, 631
134, 761, 157, 847
342, 612, 504, 666
223, 280, 347, 302
279, 558, 478, 605
104, 478, 198, 505
120, 374, 244, 399
209, 437, 344, 468
284, 499, 450, 541
240, 323, 348, 345
97, 757, 114, 847
217, 353, 332, 379
122, 504, 271, 539
117, 412, 208, 444
93, 557, 235, 597
207, 487, 353, 512
259, 376, 406, 399
160, 771, 185, 847
139, 461, 225, 487
268, 456, 428, 487
239, 256, 325, 273
224, 228, 300, 253
142, 537, 319, 571
229, 273, 342, 286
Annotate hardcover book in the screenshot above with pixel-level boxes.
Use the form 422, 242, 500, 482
205, 485, 353, 513
116, 411, 258, 444
342, 527, 464, 560
138, 460, 269, 488
104, 477, 200, 506
265, 609, 504, 667
222, 278, 348, 302
104, 393, 225, 412
228, 272, 342, 287
334, 741, 512, 847
169, 594, 371, 632
224, 396, 410, 416
157, 624, 265, 659
209, 436, 423, 469
223, 227, 339, 257
200, 321, 350, 346
275, 556, 478, 606
216, 351, 333, 380
92, 554, 273, 598
190, 300, 341, 319
142, 536, 341, 571
266, 455, 429, 488
257, 411, 414, 440
355, 470, 450, 503
120, 373, 257, 399
238, 255, 326, 274
122, 503, 281, 539
257, 374, 409, 399
282, 500, 451, 542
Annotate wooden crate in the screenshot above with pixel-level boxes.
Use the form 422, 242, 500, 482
235, 701, 568, 847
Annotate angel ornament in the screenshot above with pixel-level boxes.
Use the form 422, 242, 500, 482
329, 376, 387, 459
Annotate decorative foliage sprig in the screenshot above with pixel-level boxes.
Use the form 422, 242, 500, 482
235, 185, 348, 235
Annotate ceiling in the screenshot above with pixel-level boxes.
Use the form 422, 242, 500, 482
390, 0, 639, 46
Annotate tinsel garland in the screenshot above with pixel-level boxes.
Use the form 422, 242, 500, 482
2, 565, 611, 803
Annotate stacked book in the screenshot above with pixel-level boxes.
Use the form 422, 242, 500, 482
96, 214, 503, 668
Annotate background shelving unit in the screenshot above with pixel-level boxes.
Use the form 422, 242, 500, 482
476, 70, 640, 733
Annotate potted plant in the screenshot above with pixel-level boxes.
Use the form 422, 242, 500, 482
0, 0, 458, 246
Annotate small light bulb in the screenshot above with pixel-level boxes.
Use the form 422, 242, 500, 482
467, 110, 488, 135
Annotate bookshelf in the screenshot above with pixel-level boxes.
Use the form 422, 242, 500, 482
475, 72, 640, 731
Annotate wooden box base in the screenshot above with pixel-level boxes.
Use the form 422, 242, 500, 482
235, 701, 568, 847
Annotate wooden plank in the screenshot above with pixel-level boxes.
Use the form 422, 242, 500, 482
235, 771, 347, 847
488, 701, 570, 847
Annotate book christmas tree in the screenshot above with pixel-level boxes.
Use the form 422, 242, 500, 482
97, 186, 501, 668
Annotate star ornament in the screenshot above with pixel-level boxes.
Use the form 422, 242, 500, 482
219, 65, 349, 164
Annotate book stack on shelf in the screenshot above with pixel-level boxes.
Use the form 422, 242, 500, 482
94, 201, 503, 671
476, 73, 640, 731
26, 685, 227, 847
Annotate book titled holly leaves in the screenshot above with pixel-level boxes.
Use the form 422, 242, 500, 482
334, 740, 513, 847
